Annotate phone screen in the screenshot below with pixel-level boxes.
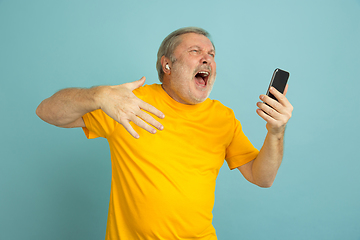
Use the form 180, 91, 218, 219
266, 68, 289, 101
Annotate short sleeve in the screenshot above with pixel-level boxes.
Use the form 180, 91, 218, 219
225, 118, 259, 170
82, 109, 118, 139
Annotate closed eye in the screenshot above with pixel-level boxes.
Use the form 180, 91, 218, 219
209, 50, 215, 57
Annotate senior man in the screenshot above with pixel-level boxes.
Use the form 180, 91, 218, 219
36, 27, 293, 240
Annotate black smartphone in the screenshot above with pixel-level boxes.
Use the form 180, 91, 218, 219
266, 68, 289, 101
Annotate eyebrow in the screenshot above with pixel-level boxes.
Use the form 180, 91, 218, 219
188, 45, 215, 53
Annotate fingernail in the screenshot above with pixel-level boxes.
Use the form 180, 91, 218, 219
152, 129, 157, 134
159, 125, 164, 130
260, 95, 264, 100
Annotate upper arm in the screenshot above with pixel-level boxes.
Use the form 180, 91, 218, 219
58, 117, 86, 128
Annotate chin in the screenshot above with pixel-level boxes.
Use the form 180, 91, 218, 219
189, 91, 211, 104
194, 85, 213, 102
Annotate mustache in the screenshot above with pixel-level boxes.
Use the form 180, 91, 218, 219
193, 65, 212, 75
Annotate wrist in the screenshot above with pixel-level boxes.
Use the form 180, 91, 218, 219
90, 85, 109, 111
266, 124, 286, 138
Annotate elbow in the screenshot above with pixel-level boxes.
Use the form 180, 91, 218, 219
253, 179, 274, 188
258, 182, 273, 188
36, 103, 49, 123
251, 172, 277, 188
244, 173, 275, 188
36, 104, 43, 119
36, 102, 52, 124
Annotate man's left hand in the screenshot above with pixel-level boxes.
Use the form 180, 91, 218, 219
256, 85, 293, 135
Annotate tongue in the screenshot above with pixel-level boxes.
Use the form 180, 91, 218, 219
195, 76, 206, 86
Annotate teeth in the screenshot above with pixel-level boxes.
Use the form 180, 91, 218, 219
198, 71, 209, 76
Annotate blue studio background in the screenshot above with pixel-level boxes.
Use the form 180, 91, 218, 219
1, 0, 359, 239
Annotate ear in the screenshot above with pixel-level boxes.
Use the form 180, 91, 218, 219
161, 56, 171, 75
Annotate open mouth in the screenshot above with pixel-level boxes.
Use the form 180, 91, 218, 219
194, 70, 210, 87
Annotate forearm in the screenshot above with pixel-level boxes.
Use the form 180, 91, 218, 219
251, 129, 285, 187
36, 86, 103, 127
245, 85, 293, 187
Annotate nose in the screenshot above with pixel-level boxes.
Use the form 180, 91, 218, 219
201, 54, 212, 65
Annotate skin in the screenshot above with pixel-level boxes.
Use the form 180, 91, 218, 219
36, 32, 293, 188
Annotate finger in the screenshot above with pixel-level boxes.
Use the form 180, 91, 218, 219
261, 94, 283, 112
257, 101, 281, 120
121, 121, 140, 139
137, 110, 164, 130
130, 115, 158, 134
261, 95, 291, 118
268, 87, 291, 107
256, 108, 277, 125
268, 87, 282, 100
139, 100, 165, 119
126, 77, 146, 91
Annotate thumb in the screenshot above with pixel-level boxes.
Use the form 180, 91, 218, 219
127, 76, 146, 90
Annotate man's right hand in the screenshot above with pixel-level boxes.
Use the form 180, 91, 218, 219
98, 77, 165, 139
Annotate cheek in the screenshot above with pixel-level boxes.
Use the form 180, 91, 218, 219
212, 63, 217, 73
212, 65, 217, 79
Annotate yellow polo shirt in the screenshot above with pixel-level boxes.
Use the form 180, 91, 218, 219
82, 84, 259, 240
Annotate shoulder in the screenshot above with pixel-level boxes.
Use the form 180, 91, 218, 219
206, 98, 235, 118
133, 83, 160, 99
